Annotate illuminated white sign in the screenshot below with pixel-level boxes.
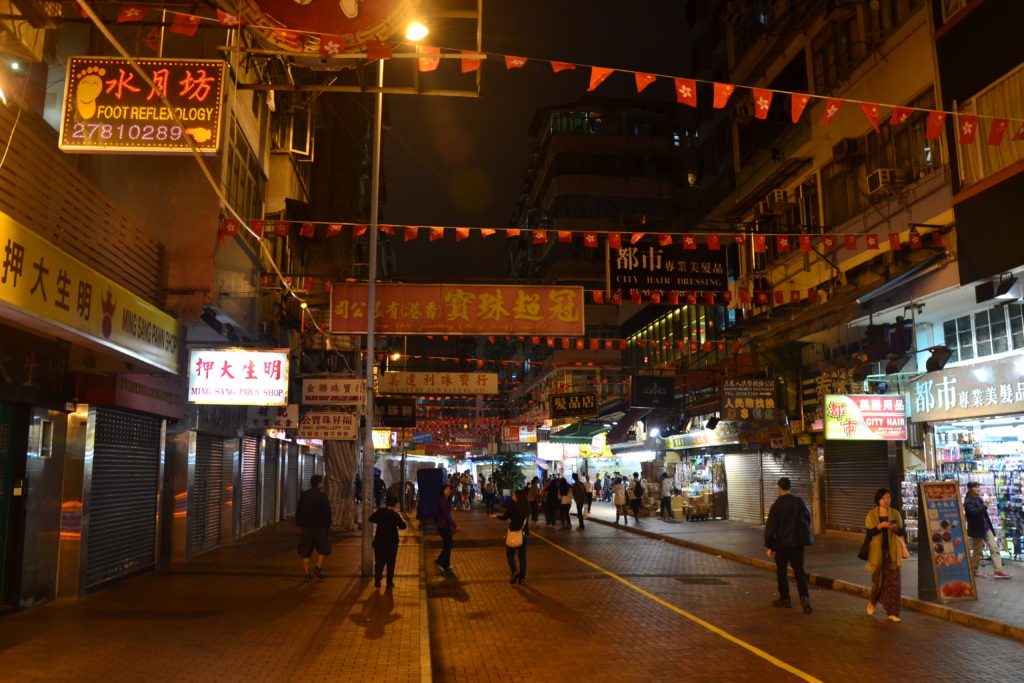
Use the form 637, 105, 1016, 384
302, 378, 366, 405
188, 348, 289, 406
246, 405, 299, 429
296, 412, 358, 440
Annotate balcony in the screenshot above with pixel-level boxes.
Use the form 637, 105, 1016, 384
955, 64, 1024, 190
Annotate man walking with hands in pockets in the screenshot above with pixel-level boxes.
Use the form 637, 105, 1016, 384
765, 477, 814, 613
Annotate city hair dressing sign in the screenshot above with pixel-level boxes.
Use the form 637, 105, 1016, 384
60, 56, 225, 154
610, 243, 727, 293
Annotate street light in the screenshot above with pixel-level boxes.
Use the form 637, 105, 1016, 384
405, 21, 429, 41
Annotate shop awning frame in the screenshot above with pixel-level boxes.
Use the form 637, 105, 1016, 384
549, 421, 607, 444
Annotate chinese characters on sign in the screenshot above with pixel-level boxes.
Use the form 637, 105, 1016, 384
0, 212, 180, 374
721, 379, 776, 421
550, 392, 598, 419
379, 371, 498, 395
301, 378, 366, 405
919, 481, 977, 602
823, 394, 907, 440
630, 375, 674, 409
246, 405, 299, 429
377, 397, 417, 428
330, 284, 584, 335
297, 412, 358, 440
610, 244, 728, 293
60, 57, 225, 153
909, 356, 1024, 422
188, 349, 289, 406
501, 425, 537, 443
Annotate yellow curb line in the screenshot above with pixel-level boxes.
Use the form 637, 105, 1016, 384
534, 531, 822, 683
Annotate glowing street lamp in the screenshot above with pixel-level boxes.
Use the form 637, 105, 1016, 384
405, 21, 429, 41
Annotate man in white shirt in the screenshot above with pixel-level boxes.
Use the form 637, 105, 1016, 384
659, 472, 674, 520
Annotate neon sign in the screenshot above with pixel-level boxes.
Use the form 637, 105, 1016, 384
59, 57, 225, 154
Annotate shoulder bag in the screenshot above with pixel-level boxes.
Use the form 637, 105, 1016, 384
857, 532, 871, 561
506, 518, 527, 548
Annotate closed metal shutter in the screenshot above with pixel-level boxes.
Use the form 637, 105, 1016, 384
762, 448, 813, 521
262, 439, 280, 526
301, 451, 315, 492
282, 443, 299, 519
188, 434, 223, 555
724, 451, 763, 524
825, 441, 889, 532
85, 409, 161, 590
240, 436, 259, 535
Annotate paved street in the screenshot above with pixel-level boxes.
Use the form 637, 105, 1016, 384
2, 509, 1023, 682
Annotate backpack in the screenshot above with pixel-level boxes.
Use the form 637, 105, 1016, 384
634, 481, 643, 498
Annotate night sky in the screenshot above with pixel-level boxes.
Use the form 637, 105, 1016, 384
383, 0, 690, 278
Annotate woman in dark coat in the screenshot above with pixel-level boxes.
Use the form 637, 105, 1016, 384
434, 484, 457, 574
494, 488, 531, 585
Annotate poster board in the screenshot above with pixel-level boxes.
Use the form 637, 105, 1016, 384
917, 480, 977, 603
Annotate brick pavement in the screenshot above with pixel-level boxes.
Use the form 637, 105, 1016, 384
428, 510, 1024, 682
0, 523, 425, 682
585, 500, 1024, 639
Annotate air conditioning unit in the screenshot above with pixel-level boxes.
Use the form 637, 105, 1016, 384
866, 168, 901, 194
764, 188, 794, 211
832, 137, 862, 162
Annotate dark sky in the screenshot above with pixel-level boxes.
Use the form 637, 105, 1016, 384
383, 0, 689, 278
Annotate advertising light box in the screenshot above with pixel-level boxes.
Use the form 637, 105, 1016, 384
824, 394, 907, 440
188, 348, 289, 406
60, 56, 225, 154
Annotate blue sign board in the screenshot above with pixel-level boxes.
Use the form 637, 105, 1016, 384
919, 481, 977, 602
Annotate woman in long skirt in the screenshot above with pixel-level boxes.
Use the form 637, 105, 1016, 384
865, 487, 906, 622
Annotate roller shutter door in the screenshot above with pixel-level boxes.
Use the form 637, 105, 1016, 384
301, 451, 315, 492
189, 434, 224, 555
724, 451, 763, 524
282, 443, 299, 519
261, 439, 280, 527
762, 448, 813, 521
85, 409, 162, 591
240, 436, 259, 535
825, 441, 889, 532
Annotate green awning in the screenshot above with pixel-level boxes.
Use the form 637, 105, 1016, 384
549, 422, 606, 444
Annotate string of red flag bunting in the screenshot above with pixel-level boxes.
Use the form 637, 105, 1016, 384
77, 2, 1024, 139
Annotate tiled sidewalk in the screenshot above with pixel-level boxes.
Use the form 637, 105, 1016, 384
0, 524, 427, 682
585, 501, 1024, 639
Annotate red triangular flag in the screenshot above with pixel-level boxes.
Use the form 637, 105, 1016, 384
734, 234, 747, 247
417, 46, 441, 71
353, 224, 367, 237
909, 232, 923, 249
319, 35, 346, 55
455, 228, 469, 242
379, 224, 395, 235
551, 61, 576, 72
791, 93, 811, 123
822, 235, 836, 251
630, 291, 642, 304
274, 221, 290, 236
116, 5, 148, 23
169, 13, 201, 36
712, 82, 735, 109
861, 103, 881, 133
506, 228, 520, 237
326, 223, 343, 237
753, 89, 773, 119
505, 56, 527, 69
629, 232, 645, 245
460, 50, 481, 73
635, 73, 656, 92
404, 226, 419, 242
216, 8, 243, 26
589, 338, 599, 351
790, 290, 801, 304
608, 233, 622, 249
220, 218, 239, 238
681, 234, 697, 250
649, 292, 662, 304
674, 78, 697, 107
889, 233, 901, 250
957, 114, 979, 144
142, 27, 160, 51
807, 288, 818, 304
611, 291, 623, 305
587, 67, 614, 92
889, 107, 912, 126
367, 41, 393, 61
931, 231, 944, 248
429, 226, 444, 241
667, 292, 679, 305
707, 234, 721, 250
71, 1, 88, 19
799, 235, 811, 252
987, 118, 1009, 146
753, 235, 767, 253
776, 235, 791, 253
865, 234, 879, 249
592, 290, 604, 304
249, 220, 264, 238
583, 232, 598, 247
480, 228, 496, 238
925, 111, 947, 140
299, 222, 315, 237
558, 231, 572, 243
533, 230, 548, 244
658, 233, 672, 246
819, 98, 844, 125
844, 234, 857, 251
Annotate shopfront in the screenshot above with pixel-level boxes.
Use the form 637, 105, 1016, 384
908, 354, 1024, 563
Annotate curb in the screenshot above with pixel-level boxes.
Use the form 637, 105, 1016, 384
414, 522, 433, 683
591, 517, 1024, 643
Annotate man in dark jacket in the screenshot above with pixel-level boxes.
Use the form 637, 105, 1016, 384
764, 477, 813, 613
571, 472, 587, 530
965, 481, 1011, 579
296, 475, 333, 582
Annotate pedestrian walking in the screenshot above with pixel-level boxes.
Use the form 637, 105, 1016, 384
558, 477, 573, 529
628, 473, 644, 523
865, 488, 906, 622
613, 477, 628, 526
964, 481, 1012, 579
373, 472, 387, 509
544, 477, 559, 527
571, 472, 587, 530
493, 488, 531, 586
583, 474, 594, 514
659, 472, 674, 520
592, 475, 601, 508
368, 494, 407, 588
296, 474, 332, 582
764, 477, 813, 613
435, 484, 457, 574
484, 477, 498, 515
528, 476, 541, 522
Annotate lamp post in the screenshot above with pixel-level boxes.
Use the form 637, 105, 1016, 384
360, 22, 429, 577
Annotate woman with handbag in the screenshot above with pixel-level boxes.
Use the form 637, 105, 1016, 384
493, 488, 531, 585
864, 488, 908, 622
612, 477, 628, 526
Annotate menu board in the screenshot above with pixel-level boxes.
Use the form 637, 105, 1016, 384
919, 481, 977, 602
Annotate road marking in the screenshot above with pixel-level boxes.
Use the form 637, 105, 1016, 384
534, 533, 822, 683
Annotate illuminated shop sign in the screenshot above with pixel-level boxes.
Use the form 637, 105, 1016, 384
824, 394, 907, 440
379, 371, 498, 395
302, 378, 366, 405
372, 429, 396, 449
188, 349, 289, 406
297, 412, 359, 440
246, 405, 299, 429
60, 56, 225, 154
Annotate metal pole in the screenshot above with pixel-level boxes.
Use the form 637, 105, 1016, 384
361, 58, 384, 577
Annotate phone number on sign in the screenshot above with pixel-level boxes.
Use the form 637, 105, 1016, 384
69, 122, 185, 142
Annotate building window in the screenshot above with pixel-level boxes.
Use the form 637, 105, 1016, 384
225, 117, 266, 222
812, 14, 862, 92
943, 305, 1024, 364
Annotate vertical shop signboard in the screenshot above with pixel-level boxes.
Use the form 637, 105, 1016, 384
0, 404, 12, 591
918, 481, 977, 603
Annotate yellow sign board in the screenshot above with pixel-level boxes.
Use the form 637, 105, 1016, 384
0, 211, 180, 373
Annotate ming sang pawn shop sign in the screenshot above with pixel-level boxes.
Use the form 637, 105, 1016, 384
60, 56, 225, 154
550, 392, 598, 419
188, 349, 289, 406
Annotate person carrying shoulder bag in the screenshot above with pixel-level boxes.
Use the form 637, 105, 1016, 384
493, 488, 531, 586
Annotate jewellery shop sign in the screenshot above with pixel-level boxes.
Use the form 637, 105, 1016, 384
908, 355, 1024, 422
